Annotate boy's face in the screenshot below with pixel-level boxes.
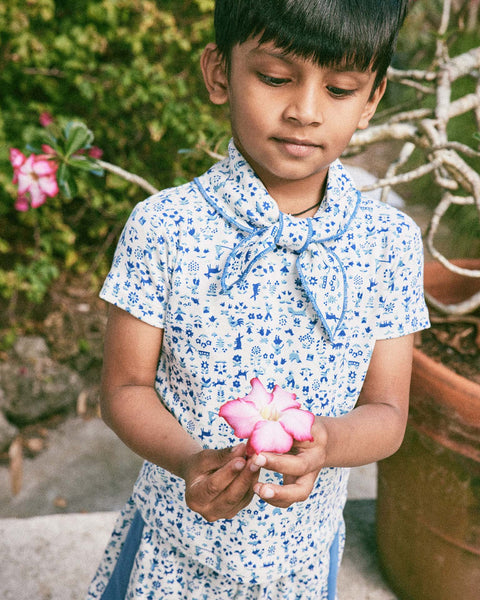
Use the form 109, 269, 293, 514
202, 38, 385, 207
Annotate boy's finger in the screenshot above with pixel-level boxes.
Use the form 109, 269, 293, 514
188, 455, 246, 504
253, 473, 316, 507
251, 451, 313, 477
209, 454, 259, 497
222, 457, 259, 498
196, 444, 247, 474
214, 443, 247, 463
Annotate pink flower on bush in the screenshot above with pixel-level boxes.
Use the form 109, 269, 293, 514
41, 144, 56, 156
39, 112, 54, 127
9, 149, 59, 211
87, 146, 103, 159
219, 378, 314, 456
74, 146, 103, 159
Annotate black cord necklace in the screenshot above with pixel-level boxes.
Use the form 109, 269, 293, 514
290, 198, 322, 217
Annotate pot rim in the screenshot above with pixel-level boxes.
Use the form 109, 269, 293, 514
412, 346, 480, 421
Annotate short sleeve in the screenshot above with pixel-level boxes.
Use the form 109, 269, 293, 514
373, 220, 430, 339
99, 199, 174, 328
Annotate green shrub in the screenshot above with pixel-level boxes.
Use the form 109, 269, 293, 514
0, 0, 228, 322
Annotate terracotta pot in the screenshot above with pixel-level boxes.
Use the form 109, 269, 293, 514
376, 259, 480, 600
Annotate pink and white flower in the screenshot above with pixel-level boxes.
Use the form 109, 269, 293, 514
219, 378, 314, 456
10, 149, 59, 211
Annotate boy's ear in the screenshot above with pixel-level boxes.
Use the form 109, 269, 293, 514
201, 43, 229, 105
357, 77, 387, 130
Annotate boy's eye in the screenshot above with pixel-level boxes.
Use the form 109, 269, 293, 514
258, 73, 290, 86
327, 86, 356, 98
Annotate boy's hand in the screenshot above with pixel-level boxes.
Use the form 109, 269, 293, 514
252, 418, 328, 508
183, 443, 259, 521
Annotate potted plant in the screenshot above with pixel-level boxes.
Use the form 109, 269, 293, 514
345, 1, 480, 598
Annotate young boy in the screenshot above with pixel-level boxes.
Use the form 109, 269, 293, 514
87, 1, 429, 598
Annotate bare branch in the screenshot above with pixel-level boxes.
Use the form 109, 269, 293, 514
447, 47, 480, 80
432, 141, 480, 159
358, 158, 443, 193
349, 122, 417, 147
98, 160, 159, 196
380, 142, 416, 202
439, 0, 452, 36
426, 194, 480, 276
346, 3, 480, 317
387, 67, 436, 82
449, 92, 480, 118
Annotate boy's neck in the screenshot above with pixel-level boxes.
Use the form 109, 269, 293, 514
262, 169, 329, 217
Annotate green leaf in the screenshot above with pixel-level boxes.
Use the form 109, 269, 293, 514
87, 161, 105, 177
64, 121, 94, 157
57, 163, 78, 198
66, 156, 105, 177
25, 129, 62, 155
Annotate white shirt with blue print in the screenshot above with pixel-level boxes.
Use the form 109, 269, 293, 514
99, 140, 430, 586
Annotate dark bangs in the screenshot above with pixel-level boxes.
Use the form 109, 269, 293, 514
214, 0, 408, 89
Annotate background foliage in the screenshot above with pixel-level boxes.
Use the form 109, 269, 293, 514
0, 0, 226, 322
0, 0, 478, 340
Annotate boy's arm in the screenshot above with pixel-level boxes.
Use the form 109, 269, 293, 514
251, 334, 414, 507
100, 305, 259, 520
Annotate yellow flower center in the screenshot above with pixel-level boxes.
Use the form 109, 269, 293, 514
260, 405, 280, 421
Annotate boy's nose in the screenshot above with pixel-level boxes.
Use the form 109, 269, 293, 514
282, 85, 323, 126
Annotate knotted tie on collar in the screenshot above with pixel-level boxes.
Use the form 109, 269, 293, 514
194, 142, 360, 342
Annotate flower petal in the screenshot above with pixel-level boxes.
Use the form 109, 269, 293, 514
88, 146, 103, 159
38, 175, 59, 197
32, 157, 58, 176
247, 420, 294, 455
30, 195, 47, 209
14, 195, 30, 212
219, 399, 260, 438
39, 112, 54, 127
41, 144, 56, 155
9, 148, 26, 169
29, 184, 47, 208
246, 377, 273, 408
17, 171, 34, 195
270, 385, 300, 411
279, 408, 314, 442
18, 154, 35, 177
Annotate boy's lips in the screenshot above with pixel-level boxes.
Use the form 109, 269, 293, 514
273, 137, 322, 158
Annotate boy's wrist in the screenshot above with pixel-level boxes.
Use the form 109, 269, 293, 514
173, 442, 203, 481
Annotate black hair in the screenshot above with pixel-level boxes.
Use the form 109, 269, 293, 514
214, 0, 409, 91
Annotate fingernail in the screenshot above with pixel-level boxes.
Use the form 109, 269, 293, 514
253, 484, 274, 500
262, 487, 274, 499
249, 455, 265, 471
254, 454, 266, 468
233, 459, 245, 471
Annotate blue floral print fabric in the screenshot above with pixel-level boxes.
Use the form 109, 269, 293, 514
87, 140, 430, 598
88, 501, 344, 600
